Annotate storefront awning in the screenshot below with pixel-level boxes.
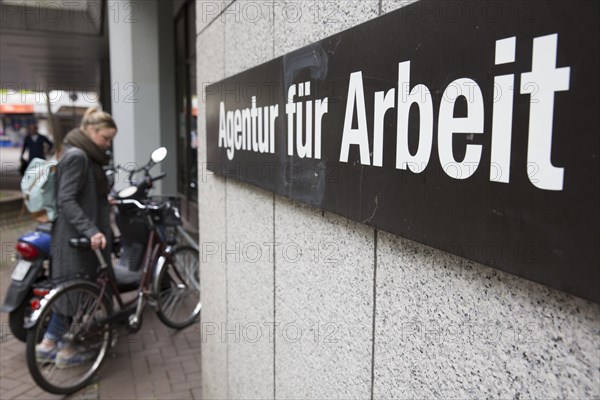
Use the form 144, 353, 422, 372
0, 104, 34, 114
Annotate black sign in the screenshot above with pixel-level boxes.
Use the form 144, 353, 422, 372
206, 0, 599, 303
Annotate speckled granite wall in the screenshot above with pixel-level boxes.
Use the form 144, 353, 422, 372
375, 232, 599, 398
274, 198, 375, 398
197, 1, 600, 399
222, 3, 276, 398
197, 13, 228, 400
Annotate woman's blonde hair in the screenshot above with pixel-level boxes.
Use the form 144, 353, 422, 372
80, 107, 117, 131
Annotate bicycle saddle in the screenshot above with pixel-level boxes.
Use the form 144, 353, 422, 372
70, 237, 141, 292
113, 264, 142, 292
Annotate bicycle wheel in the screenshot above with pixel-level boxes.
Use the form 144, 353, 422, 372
155, 246, 201, 329
26, 282, 113, 395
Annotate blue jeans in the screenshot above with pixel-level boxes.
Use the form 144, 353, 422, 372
43, 313, 70, 342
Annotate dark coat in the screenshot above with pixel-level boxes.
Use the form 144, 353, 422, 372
22, 134, 53, 161
51, 145, 112, 280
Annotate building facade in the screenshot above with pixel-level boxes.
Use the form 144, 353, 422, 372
196, 1, 599, 398
108, 0, 199, 230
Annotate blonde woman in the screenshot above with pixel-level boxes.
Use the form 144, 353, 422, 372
36, 108, 117, 368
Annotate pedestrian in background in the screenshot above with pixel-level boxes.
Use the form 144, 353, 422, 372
20, 122, 53, 175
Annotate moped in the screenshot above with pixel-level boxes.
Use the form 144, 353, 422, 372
1, 223, 53, 342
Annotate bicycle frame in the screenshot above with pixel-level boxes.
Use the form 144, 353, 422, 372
95, 210, 177, 330
24, 147, 201, 396
28, 202, 180, 332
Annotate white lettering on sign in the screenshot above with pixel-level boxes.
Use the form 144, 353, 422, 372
217, 33, 570, 191
338, 33, 570, 190
286, 82, 329, 159
396, 61, 433, 173
219, 97, 279, 160
521, 34, 570, 191
490, 36, 516, 184
339, 72, 370, 165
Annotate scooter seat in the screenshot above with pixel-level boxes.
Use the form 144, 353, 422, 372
113, 264, 141, 292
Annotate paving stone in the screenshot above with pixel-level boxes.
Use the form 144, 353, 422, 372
191, 387, 202, 399
167, 367, 188, 384
186, 372, 202, 385
134, 387, 156, 399
161, 389, 194, 399
0, 376, 21, 390
182, 360, 201, 374
172, 379, 203, 392
152, 378, 173, 395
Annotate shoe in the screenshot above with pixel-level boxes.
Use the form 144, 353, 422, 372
35, 343, 57, 363
55, 348, 97, 369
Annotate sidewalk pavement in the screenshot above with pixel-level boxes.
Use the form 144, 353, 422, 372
0, 214, 202, 399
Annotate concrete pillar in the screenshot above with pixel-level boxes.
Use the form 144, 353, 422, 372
108, 0, 176, 195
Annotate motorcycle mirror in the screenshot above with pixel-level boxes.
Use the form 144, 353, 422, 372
118, 186, 138, 198
151, 147, 167, 164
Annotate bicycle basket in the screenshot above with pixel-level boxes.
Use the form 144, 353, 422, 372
150, 196, 182, 227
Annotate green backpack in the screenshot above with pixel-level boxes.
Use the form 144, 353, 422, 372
21, 157, 58, 222
21, 149, 87, 222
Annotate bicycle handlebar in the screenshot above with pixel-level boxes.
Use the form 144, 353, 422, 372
115, 199, 162, 210
151, 172, 166, 182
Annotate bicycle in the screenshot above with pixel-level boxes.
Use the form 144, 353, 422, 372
24, 198, 201, 395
